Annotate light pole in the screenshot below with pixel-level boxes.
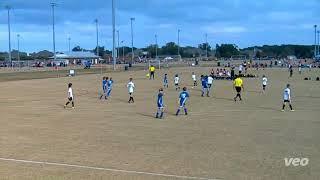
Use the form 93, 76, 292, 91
317, 30, 320, 56
5, 5, 12, 66
314, 25, 317, 59
68, 37, 71, 53
51, 2, 57, 61
178, 29, 181, 59
155, 34, 160, 69
155, 34, 158, 59
205, 33, 208, 59
112, 0, 116, 70
130, 17, 135, 65
121, 40, 124, 61
17, 34, 20, 68
117, 30, 120, 59
94, 19, 99, 57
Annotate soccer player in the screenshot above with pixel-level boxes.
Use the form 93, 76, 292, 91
64, 83, 75, 109
207, 75, 214, 90
233, 75, 244, 101
155, 88, 164, 119
298, 63, 302, 74
192, 72, 197, 87
282, 84, 294, 112
106, 77, 114, 98
149, 65, 156, 80
201, 75, 209, 97
100, 77, 108, 100
174, 74, 180, 91
262, 75, 268, 92
176, 87, 190, 116
239, 64, 243, 76
289, 66, 293, 77
127, 78, 135, 103
163, 74, 169, 88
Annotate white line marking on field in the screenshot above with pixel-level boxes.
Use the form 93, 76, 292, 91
0, 157, 220, 180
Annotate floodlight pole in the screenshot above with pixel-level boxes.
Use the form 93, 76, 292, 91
121, 40, 124, 61
51, 2, 57, 61
205, 33, 208, 59
95, 19, 99, 57
178, 29, 181, 59
130, 17, 135, 65
317, 30, 320, 56
17, 34, 20, 68
112, 0, 116, 70
155, 34, 160, 69
117, 30, 120, 59
68, 37, 71, 53
314, 25, 317, 58
6, 6, 12, 67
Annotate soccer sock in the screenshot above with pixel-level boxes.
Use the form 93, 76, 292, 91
176, 109, 180, 115
184, 108, 188, 115
72, 101, 74, 107
156, 112, 159, 118
289, 104, 293, 110
66, 101, 70, 106
282, 104, 285, 110
160, 112, 164, 118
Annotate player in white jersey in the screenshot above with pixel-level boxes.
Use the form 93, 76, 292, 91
192, 72, 197, 87
127, 78, 135, 103
262, 75, 268, 92
282, 84, 294, 112
207, 75, 214, 89
174, 74, 180, 91
64, 83, 75, 109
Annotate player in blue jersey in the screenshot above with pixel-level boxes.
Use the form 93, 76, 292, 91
163, 74, 169, 88
201, 75, 209, 97
176, 87, 190, 116
155, 88, 165, 119
106, 77, 114, 98
99, 77, 108, 100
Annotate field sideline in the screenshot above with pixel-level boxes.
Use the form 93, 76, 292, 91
0, 66, 319, 180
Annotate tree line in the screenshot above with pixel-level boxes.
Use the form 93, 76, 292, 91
0, 43, 315, 61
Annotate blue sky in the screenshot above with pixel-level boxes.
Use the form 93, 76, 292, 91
0, 0, 319, 53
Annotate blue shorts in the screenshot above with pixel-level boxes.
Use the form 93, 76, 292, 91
157, 103, 164, 108
179, 99, 187, 107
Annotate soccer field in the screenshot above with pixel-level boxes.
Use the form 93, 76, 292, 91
0, 66, 319, 180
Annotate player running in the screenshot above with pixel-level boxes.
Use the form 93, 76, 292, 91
163, 74, 169, 88
155, 88, 165, 119
192, 72, 197, 87
149, 65, 156, 80
233, 75, 244, 101
174, 74, 180, 91
64, 83, 75, 109
207, 75, 214, 93
282, 84, 294, 112
176, 87, 190, 116
201, 75, 209, 97
99, 77, 108, 100
262, 75, 268, 92
127, 78, 135, 103
106, 77, 114, 98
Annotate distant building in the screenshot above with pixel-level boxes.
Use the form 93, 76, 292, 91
50, 51, 100, 65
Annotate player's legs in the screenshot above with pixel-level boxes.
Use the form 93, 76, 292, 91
234, 87, 242, 101
156, 107, 164, 118
107, 88, 112, 97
